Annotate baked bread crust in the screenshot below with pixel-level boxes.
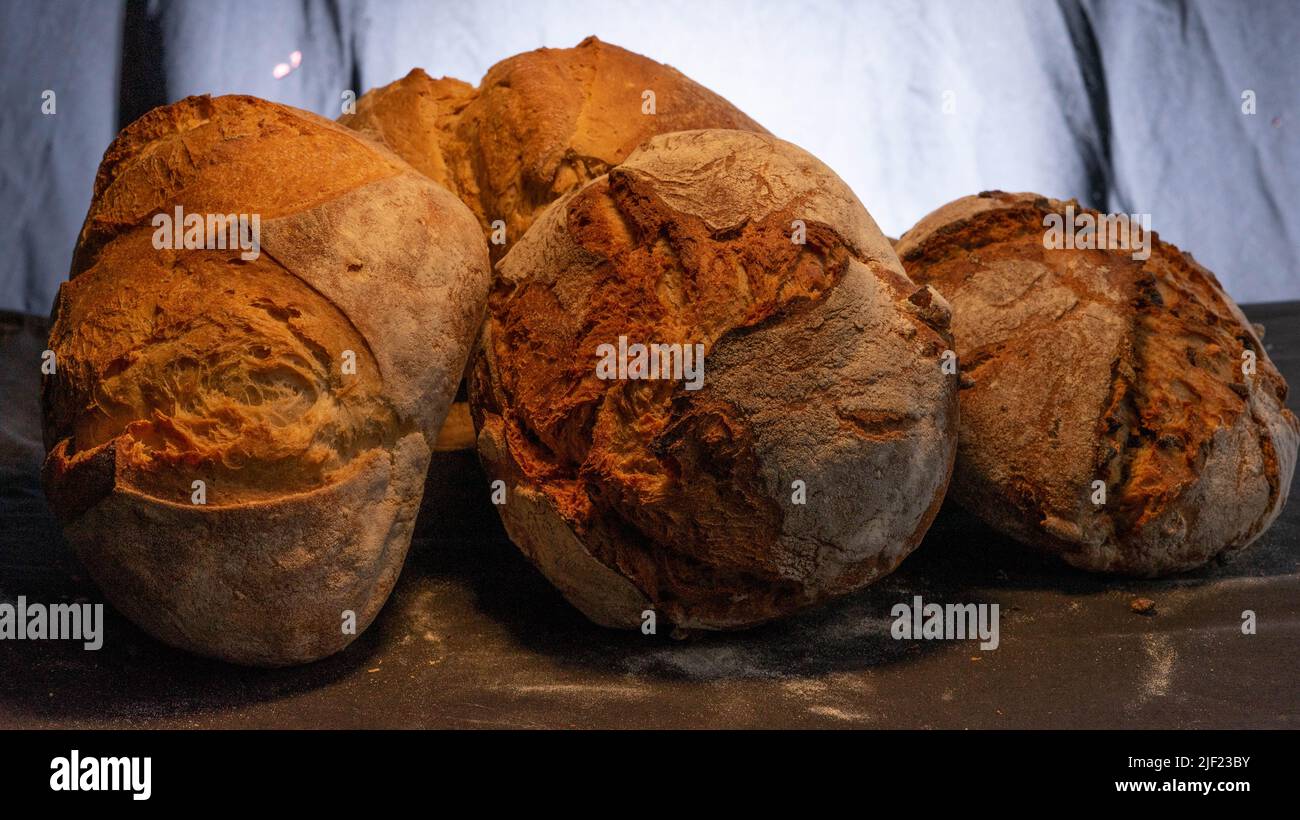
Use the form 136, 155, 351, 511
897, 191, 1299, 574
470, 130, 958, 629
41, 95, 491, 665
341, 36, 768, 260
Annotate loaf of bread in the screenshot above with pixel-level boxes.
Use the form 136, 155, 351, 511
470, 130, 958, 629
341, 36, 767, 261
896, 191, 1299, 574
41, 95, 491, 665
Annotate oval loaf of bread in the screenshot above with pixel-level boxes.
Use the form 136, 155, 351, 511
470, 130, 958, 629
41, 95, 491, 665
341, 36, 767, 261
897, 191, 1299, 575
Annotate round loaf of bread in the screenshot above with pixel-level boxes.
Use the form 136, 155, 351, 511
896, 191, 1299, 575
41, 95, 491, 665
341, 36, 767, 261
469, 130, 958, 629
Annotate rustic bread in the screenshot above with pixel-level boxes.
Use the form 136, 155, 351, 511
341, 36, 767, 261
896, 191, 1299, 574
41, 95, 491, 665
470, 130, 958, 629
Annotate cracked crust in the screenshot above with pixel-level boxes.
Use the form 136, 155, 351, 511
341, 36, 767, 262
40, 95, 492, 665
470, 130, 958, 629
897, 190, 1300, 574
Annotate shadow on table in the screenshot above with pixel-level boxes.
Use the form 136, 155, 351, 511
0, 497, 395, 726
0, 495, 389, 723
405, 451, 1297, 683
1, 434, 1294, 724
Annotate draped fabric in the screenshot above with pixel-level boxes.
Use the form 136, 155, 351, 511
2, 0, 1296, 315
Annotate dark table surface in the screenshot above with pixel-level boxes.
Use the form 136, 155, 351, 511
1, 304, 1297, 729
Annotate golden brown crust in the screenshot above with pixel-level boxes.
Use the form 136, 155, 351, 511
471, 130, 957, 629
898, 191, 1299, 574
75, 94, 407, 277
45, 229, 395, 504
341, 36, 768, 260
336, 69, 474, 193
41, 95, 491, 664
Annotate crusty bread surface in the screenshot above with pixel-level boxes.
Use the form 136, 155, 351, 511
897, 190, 1299, 574
470, 130, 958, 629
342, 36, 768, 260
42, 94, 491, 665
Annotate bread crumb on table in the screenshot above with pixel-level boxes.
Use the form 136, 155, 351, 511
1130, 597, 1157, 615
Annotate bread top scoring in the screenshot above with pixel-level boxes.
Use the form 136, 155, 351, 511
897, 191, 1297, 561
75, 95, 408, 277
474, 130, 954, 623
44, 96, 413, 510
342, 36, 768, 256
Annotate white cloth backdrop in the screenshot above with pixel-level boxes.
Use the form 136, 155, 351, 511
2, 0, 1296, 315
